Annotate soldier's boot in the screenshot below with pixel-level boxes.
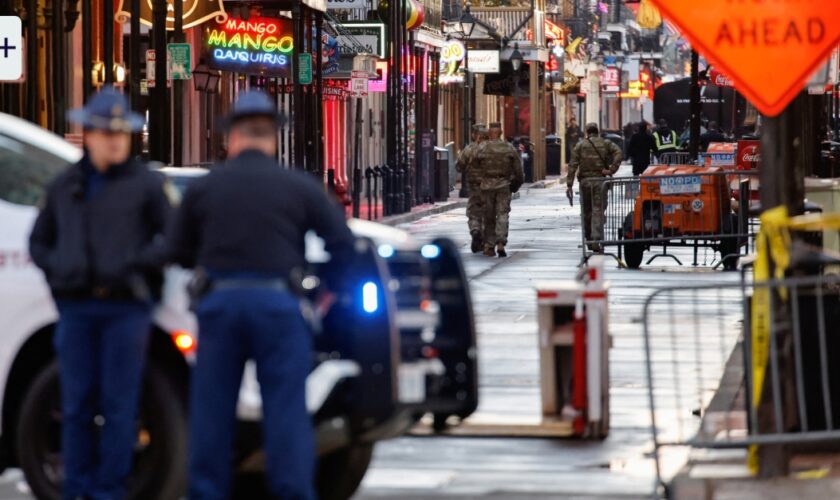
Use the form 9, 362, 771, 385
470, 231, 483, 253
496, 242, 507, 258
483, 245, 496, 257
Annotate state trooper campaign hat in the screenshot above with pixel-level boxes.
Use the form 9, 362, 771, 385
223, 90, 285, 130
68, 86, 144, 133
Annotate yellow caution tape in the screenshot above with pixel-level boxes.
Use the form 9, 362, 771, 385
748, 208, 840, 474
794, 467, 830, 480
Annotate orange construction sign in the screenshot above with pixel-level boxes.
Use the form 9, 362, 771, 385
648, 0, 840, 117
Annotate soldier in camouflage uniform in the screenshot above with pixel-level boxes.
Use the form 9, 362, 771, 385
475, 122, 524, 257
567, 123, 622, 252
456, 124, 489, 253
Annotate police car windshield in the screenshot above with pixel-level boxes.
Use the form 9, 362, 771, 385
0, 133, 70, 207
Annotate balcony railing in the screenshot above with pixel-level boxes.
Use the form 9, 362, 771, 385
472, 7, 532, 41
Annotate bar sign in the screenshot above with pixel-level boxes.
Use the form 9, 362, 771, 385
0, 17, 22, 81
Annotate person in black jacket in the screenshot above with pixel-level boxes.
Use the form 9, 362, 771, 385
28, 86, 171, 500
627, 121, 657, 175
699, 121, 727, 152
168, 91, 356, 500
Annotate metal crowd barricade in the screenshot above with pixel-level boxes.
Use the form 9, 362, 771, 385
579, 170, 760, 269
642, 274, 840, 495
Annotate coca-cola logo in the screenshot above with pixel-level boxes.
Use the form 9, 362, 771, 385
741, 149, 760, 163
714, 74, 733, 86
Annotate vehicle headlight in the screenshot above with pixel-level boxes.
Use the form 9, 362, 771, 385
420, 244, 441, 259
377, 244, 396, 259
362, 281, 379, 313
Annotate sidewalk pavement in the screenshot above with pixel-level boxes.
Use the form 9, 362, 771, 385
670, 341, 840, 499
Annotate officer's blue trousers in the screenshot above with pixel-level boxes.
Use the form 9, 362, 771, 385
189, 288, 316, 500
54, 299, 151, 500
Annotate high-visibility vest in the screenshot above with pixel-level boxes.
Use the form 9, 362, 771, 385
653, 130, 678, 152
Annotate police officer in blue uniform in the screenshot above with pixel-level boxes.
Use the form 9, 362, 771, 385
29, 86, 171, 500
168, 91, 356, 500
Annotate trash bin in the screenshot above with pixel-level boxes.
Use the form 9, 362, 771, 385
545, 135, 562, 176
434, 147, 450, 202
445, 142, 457, 189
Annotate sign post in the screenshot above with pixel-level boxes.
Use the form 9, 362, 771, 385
350, 70, 368, 97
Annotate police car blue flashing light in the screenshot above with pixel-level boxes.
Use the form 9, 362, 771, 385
377, 244, 396, 259
420, 244, 441, 259
362, 281, 379, 313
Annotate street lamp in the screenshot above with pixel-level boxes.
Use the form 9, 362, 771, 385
510, 44, 523, 140
193, 60, 221, 93
193, 60, 222, 161
456, 3, 476, 198
458, 2, 477, 38
510, 44, 523, 72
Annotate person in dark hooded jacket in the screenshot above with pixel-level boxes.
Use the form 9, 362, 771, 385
627, 121, 657, 175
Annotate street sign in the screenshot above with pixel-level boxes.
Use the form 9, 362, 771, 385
167, 43, 191, 80
298, 53, 312, 84
648, 0, 840, 116
350, 70, 368, 97
0, 16, 23, 81
335, 22, 386, 58
146, 49, 171, 88
468, 50, 500, 74
601, 66, 620, 93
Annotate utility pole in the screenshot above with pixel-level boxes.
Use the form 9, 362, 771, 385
129, 0, 141, 155
150, 0, 170, 163
689, 49, 700, 161
173, 0, 183, 166
755, 91, 810, 478
103, 0, 114, 83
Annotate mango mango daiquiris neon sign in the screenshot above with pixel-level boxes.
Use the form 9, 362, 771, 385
207, 16, 295, 77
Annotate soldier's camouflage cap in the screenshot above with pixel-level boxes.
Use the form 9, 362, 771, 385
488, 122, 502, 129
585, 122, 599, 130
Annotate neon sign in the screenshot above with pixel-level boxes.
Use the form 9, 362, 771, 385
207, 17, 294, 77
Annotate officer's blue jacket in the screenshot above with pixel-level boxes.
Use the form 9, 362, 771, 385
29, 156, 171, 300
167, 150, 355, 287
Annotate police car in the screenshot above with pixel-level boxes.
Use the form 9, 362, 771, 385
0, 112, 478, 499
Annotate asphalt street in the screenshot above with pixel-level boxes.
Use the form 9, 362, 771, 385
357, 170, 745, 499
0, 168, 746, 499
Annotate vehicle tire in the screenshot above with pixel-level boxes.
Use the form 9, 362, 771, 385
719, 214, 740, 271
622, 212, 644, 269
16, 361, 187, 500
432, 413, 450, 433
623, 243, 645, 269
317, 443, 375, 500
